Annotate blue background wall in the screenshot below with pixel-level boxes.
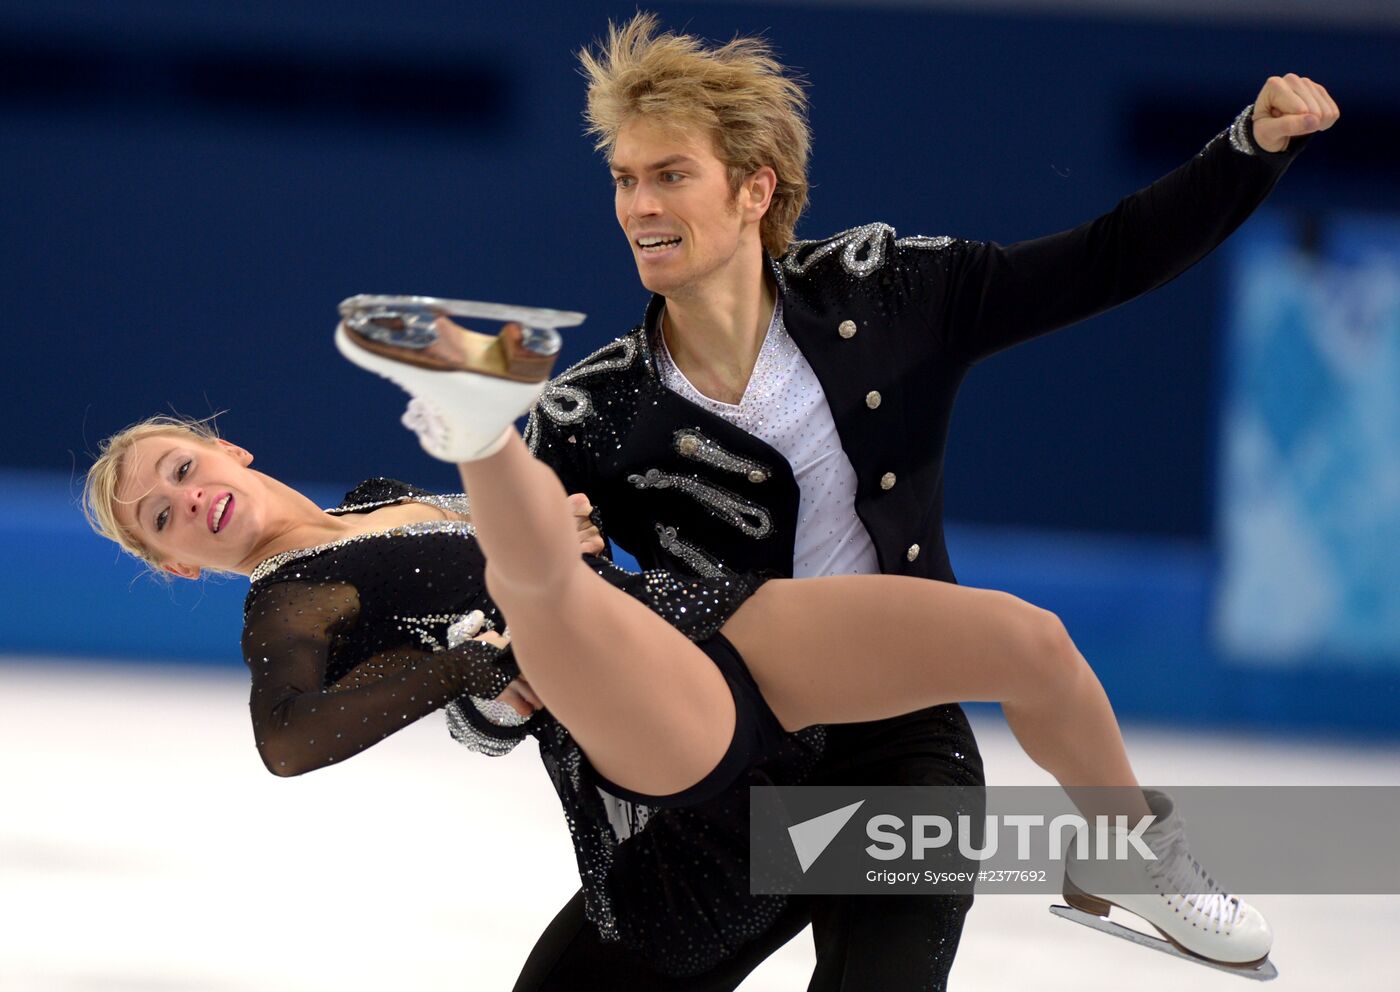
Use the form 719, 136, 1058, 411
4, 1, 1395, 737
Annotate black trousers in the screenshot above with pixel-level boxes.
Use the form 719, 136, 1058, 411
514, 705, 984, 992
512, 888, 973, 991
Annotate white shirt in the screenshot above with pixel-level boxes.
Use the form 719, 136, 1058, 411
656, 299, 880, 578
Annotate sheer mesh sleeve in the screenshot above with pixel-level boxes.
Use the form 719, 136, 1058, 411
242, 579, 521, 776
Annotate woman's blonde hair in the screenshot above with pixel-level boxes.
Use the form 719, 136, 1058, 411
82, 413, 223, 568
578, 12, 811, 257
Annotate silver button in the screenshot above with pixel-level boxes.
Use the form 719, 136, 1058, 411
838, 319, 857, 339
880, 472, 896, 490
865, 390, 882, 409
906, 543, 920, 562
677, 434, 700, 456
747, 469, 768, 484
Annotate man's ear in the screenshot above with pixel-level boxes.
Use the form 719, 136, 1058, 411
743, 166, 778, 221
214, 438, 253, 466
162, 562, 202, 581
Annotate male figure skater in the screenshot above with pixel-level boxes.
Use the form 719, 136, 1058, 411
513, 13, 1335, 990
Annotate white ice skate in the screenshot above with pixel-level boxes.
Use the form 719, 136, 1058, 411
335, 295, 585, 462
1054, 790, 1277, 981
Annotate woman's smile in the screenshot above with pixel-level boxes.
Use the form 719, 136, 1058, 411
209, 492, 235, 533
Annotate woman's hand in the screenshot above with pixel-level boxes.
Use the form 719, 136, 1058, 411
475, 629, 542, 716
568, 492, 605, 555
496, 678, 541, 717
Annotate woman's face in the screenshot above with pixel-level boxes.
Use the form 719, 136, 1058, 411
113, 434, 268, 578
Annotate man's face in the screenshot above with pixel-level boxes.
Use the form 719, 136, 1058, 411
610, 118, 752, 299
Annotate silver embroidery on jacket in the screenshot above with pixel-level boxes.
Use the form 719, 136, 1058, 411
897, 234, 955, 251
783, 223, 957, 278
536, 336, 639, 426
523, 407, 547, 455
783, 222, 893, 278
654, 523, 729, 579
672, 428, 771, 482
628, 468, 773, 539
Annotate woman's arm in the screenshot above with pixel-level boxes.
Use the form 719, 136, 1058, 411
243, 580, 522, 776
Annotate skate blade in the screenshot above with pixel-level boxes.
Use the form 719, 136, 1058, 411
338, 294, 586, 330
1049, 905, 1278, 982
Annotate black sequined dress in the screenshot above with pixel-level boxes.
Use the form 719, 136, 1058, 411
241, 477, 825, 976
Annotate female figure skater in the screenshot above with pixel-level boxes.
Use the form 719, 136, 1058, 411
82, 308, 1273, 980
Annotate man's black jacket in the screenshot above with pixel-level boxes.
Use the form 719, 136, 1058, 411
525, 107, 1306, 607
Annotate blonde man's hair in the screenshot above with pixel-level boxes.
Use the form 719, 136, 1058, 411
82, 413, 223, 569
579, 12, 811, 257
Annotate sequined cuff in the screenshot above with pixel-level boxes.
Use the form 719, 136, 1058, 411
444, 696, 530, 757
470, 694, 533, 728
1222, 104, 1259, 156
1221, 103, 1301, 159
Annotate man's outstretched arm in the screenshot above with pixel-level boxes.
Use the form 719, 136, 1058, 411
922, 74, 1338, 366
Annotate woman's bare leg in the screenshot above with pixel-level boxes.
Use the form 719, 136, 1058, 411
457, 430, 1145, 817
457, 429, 739, 798
346, 315, 1145, 814
720, 577, 1151, 821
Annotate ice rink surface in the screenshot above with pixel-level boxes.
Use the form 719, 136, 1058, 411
3, 657, 1397, 991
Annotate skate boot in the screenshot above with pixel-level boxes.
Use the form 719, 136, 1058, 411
1060, 789, 1274, 977
335, 295, 584, 462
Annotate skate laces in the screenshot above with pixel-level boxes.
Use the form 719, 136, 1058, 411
1148, 831, 1244, 928
402, 398, 451, 450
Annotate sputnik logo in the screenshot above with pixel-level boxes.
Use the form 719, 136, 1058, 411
787, 800, 866, 873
